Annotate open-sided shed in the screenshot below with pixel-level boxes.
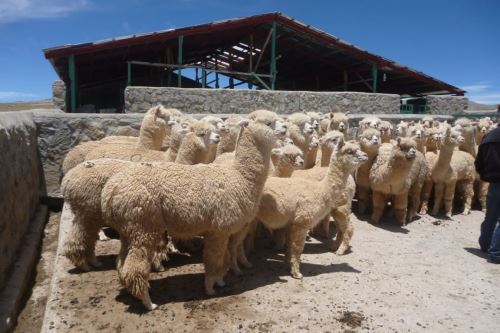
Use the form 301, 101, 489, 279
43, 12, 464, 112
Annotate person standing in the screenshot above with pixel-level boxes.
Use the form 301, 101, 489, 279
475, 122, 500, 263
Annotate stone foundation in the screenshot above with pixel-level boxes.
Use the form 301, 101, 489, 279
426, 95, 468, 115
52, 80, 66, 111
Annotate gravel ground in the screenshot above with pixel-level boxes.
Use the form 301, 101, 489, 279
18, 208, 500, 332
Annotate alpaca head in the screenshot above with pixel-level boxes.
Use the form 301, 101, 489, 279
477, 118, 493, 135
422, 116, 434, 129
306, 111, 321, 130
287, 112, 315, 135
193, 122, 220, 147
271, 144, 304, 169
426, 127, 442, 147
442, 127, 465, 147
239, 120, 276, 151
360, 116, 381, 130
378, 121, 392, 136
202, 116, 229, 134
335, 141, 368, 170
248, 110, 288, 136
396, 121, 410, 137
409, 124, 427, 145
309, 135, 320, 151
395, 137, 417, 161
321, 130, 345, 150
358, 128, 381, 153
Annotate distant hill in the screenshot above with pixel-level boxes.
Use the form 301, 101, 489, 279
468, 100, 497, 111
0, 99, 54, 112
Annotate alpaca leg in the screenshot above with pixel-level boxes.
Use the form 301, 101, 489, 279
461, 180, 474, 215
116, 238, 129, 284
419, 179, 433, 215
311, 215, 330, 238
443, 181, 457, 218
432, 183, 445, 216
229, 225, 250, 275
287, 224, 309, 279
331, 206, 352, 255
150, 236, 167, 272
244, 219, 258, 255
393, 193, 409, 226
237, 240, 252, 268
408, 184, 423, 222
357, 186, 370, 215
478, 181, 489, 212
63, 215, 100, 271
203, 232, 230, 296
371, 191, 387, 224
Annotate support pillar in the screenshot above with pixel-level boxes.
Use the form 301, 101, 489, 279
68, 55, 77, 112
127, 62, 131, 87
371, 63, 378, 93
177, 35, 184, 87
270, 21, 277, 90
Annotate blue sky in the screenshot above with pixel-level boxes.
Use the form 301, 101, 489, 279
0, 0, 499, 104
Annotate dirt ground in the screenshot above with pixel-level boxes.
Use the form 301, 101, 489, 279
17, 208, 500, 332
0, 100, 53, 112
14, 212, 60, 333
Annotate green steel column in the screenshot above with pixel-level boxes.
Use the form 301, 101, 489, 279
127, 62, 132, 87
270, 21, 277, 90
229, 77, 234, 89
68, 55, 77, 112
178, 35, 184, 87
371, 63, 378, 93
202, 67, 206, 88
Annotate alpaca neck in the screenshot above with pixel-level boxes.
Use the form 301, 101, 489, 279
321, 158, 350, 193
138, 126, 164, 150
416, 139, 426, 154
304, 149, 317, 169
459, 135, 477, 157
175, 135, 206, 165
433, 143, 454, 178
320, 145, 333, 167
233, 133, 271, 187
272, 165, 294, 178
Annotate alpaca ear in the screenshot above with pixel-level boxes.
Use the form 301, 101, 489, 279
397, 137, 402, 146
329, 112, 334, 119
154, 105, 163, 117
238, 119, 251, 128
445, 127, 451, 136
271, 148, 283, 156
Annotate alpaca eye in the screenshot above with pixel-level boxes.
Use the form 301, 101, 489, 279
266, 121, 272, 126
346, 149, 352, 154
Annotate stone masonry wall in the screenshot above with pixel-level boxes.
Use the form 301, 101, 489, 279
426, 95, 468, 115
0, 111, 43, 290
52, 80, 66, 111
125, 87, 400, 115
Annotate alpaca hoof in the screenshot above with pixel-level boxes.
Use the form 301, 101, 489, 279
98, 230, 110, 241
419, 209, 427, 215
89, 259, 102, 268
481, 208, 487, 213
152, 264, 165, 272
145, 302, 158, 311
335, 245, 349, 255
462, 208, 471, 215
206, 288, 216, 296
445, 213, 452, 219
291, 272, 303, 279
77, 263, 92, 272
216, 278, 226, 287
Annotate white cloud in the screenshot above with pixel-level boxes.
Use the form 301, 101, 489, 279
469, 93, 500, 105
0, 91, 38, 100
0, 0, 90, 23
461, 83, 490, 93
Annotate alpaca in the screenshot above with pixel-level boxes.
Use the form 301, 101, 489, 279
428, 127, 476, 217
315, 130, 345, 167
409, 123, 428, 153
100, 121, 277, 310
378, 120, 393, 143
61, 122, 220, 273
359, 116, 381, 131
270, 144, 304, 177
425, 126, 442, 153
369, 138, 418, 225
476, 117, 494, 144
328, 112, 349, 139
356, 128, 381, 215
422, 116, 434, 129
200, 116, 229, 163
304, 135, 319, 168
256, 141, 367, 278
164, 122, 191, 162
454, 118, 477, 156
62, 105, 175, 174
286, 113, 315, 168
216, 115, 244, 156
305, 111, 321, 131
395, 120, 412, 137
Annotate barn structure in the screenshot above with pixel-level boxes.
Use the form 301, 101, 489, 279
43, 12, 465, 113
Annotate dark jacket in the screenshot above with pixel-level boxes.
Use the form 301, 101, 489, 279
475, 125, 500, 183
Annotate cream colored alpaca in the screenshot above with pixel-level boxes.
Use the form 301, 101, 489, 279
305, 111, 321, 131
315, 131, 345, 166
408, 123, 428, 153
256, 141, 367, 278
454, 118, 477, 157
428, 127, 476, 218
164, 122, 191, 162
304, 135, 319, 168
359, 116, 381, 131
216, 115, 244, 156
270, 144, 304, 177
62, 105, 174, 174
395, 120, 412, 137
369, 138, 418, 225
327, 112, 349, 140
378, 120, 393, 143
356, 128, 381, 215
476, 117, 494, 143
286, 112, 315, 168
200, 116, 229, 163
100, 121, 277, 310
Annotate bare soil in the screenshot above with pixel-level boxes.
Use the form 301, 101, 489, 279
0, 100, 53, 112
17, 210, 500, 332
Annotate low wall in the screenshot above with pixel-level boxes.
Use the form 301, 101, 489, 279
426, 95, 468, 115
124, 87, 401, 115
0, 111, 44, 290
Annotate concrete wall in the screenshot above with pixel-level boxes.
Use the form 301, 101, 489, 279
426, 95, 468, 115
52, 80, 66, 112
0, 111, 44, 290
124, 87, 401, 115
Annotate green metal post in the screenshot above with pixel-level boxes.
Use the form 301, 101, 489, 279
270, 21, 277, 90
127, 62, 131, 87
202, 67, 206, 88
68, 55, 77, 112
229, 77, 234, 89
178, 35, 184, 87
371, 63, 378, 93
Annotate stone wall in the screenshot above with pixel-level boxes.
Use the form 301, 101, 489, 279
33, 111, 145, 197
0, 111, 44, 290
125, 87, 400, 114
52, 80, 66, 111
426, 95, 468, 115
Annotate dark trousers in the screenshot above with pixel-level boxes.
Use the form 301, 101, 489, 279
479, 182, 500, 252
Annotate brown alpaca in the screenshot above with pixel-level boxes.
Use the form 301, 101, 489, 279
428, 127, 476, 218
100, 121, 277, 310
369, 138, 418, 225
356, 128, 381, 215
256, 141, 367, 278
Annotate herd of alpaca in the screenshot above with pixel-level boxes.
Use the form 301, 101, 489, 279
61, 105, 495, 310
